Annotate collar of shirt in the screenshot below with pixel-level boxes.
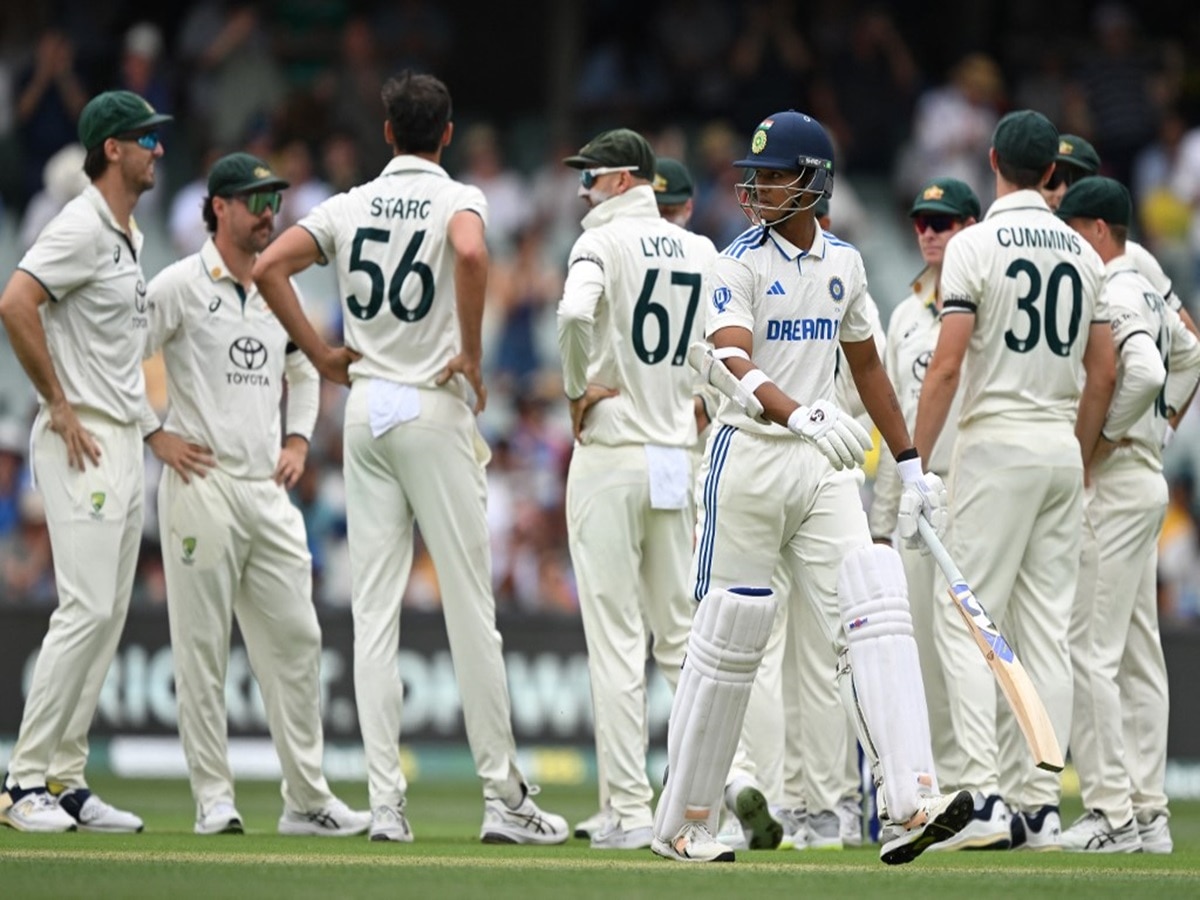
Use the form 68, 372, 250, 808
199, 238, 239, 284
1103, 252, 1139, 282
909, 264, 939, 312
381, 154, 449, 179
82, 183, 145, 252
764, 224, 827, 262
581, 184, 661, 230
983, 188, 1050, 220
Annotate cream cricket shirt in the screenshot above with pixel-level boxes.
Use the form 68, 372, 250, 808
708, 224, 875, 436
299, 155, 487, 388
144, 240, 319, 480
939, 189, 1106, 428
1102, 255, 1200, 471
557, 185, 718, 447
18, 184, 153, 428
1125, 239, 1186, 313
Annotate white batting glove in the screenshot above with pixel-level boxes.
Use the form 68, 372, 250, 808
897, 456, 947, 552
787, 400, 872, 471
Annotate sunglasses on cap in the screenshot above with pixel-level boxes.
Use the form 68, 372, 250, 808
1045, 165, 1085, 192
580, 166, 637, 189
235, 191, 283, 215
118, 131, 160, 150
912, 214, 960, 234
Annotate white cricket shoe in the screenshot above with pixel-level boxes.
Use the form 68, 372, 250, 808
716, 810, 749, 851
726, 781, 782, 849
651, 821, 736, 863
480, 788, 568, 845
0, 788, 76, 833
776, 806, 806, 850
195, 802, 244, 835
370, 804, 413, 842
279, 797, 371, 836
573, 807, 609, 839
837, 796, 864, 847
880, 789, 973, 865
59, 789, 144, 833
1011, 804, 1061, 850
806, 810, 844, 849
925, 791, 1011, 852
589, 813, 653, 850
1137, 812, 1172, 854
1061, 811, 1142, 853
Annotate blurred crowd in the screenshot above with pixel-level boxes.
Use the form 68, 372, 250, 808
2, 0, 1200, 620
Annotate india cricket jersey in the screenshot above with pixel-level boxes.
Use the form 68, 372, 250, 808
299, 155, 488, 387
940, 190, 1106, 428
145, 239, 319, 480
18, 185, 151, 427
708, 224, 875, 436
557, 185, 718, 447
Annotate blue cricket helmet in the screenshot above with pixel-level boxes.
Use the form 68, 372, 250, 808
734, 110, 835, 199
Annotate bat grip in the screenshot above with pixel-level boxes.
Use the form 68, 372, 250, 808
916, 516, 964, 586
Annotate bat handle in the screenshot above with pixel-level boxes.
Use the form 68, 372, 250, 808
915, 516, 965, 586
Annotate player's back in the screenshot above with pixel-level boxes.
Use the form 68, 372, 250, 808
940, 191, 1104, 428
299, 156, 487, 388
576, 208, 716, 447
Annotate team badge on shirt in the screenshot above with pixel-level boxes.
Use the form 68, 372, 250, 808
182, 536, 197, 565
829, 277, 845, 302
89, 492, 106, 520
712, 286, 732, 312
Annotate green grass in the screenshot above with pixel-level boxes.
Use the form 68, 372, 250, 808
3, 777, 1200, 899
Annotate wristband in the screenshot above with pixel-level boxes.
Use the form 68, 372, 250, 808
740, 369, 771, 395
896, 447, 919, 462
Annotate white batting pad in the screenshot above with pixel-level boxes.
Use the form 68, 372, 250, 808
654, 587, 777, 841
837, 545, 937, 825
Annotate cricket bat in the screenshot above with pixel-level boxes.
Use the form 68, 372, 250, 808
916, 518, 1065, 772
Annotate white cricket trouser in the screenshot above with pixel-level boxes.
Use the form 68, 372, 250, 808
343, 383, 524, 809
9, 410, 143, 791
945, 423, 1081, 811
900, 541, 969, 788
159, 465, 334, 816
1069, 459, 1170, 825
566, 443, 693, 831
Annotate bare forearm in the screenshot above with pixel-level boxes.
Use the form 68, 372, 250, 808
1076, 379, 1114, 469
0, 301, 65, 405
913, 367, 959, 462
455, 256, 487, 362
857, 368, 911, 456
256, 270, 329, 366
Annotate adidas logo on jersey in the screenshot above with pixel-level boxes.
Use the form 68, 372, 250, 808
767, 281, 787, 296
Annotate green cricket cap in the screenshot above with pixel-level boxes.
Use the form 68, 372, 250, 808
653, 157, 694, 204
1055, 134, 1101, 175
78, 90, 172, 151
563, 128, 656, 180
909, 177, 981, 219
207, 152, 289, 197
1056, 176, 1132, 226
992, 109, 1058, 171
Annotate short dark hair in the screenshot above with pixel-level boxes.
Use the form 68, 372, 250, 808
381, 70, 452, 155
997, 156, 1048, 190
202, 195, 218, 235
83, 143, 109, 180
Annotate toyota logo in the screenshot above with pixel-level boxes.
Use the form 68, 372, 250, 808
134, 280, 147, 313
229, 337, 268, 370
912, 350, 931, 384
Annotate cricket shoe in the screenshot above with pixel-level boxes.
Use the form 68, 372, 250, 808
589, 813, 653, 850
838, 795, 864, 847
879, 789, 973, 865
806, 810, 844, 849
1060, 811, 1141, 853
716, 810, 749, 851
1011, 804, 1061, 850
0, 786, 76, 833
370, 803, 413, 842
775, 806, 806, 850
196, 802, 244, 835
925, 791, 1011, 852
1137, 812, 1172, 854
726, 780, 783, 849
573, 806, 609, 839
651, 821, 736, 863
58, 789, 143, 833
480, 786, 568, 844
279, 797, 371, 836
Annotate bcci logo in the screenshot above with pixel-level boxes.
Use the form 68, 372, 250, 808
89, 491, 106, 520
182, 536, 197, 566
828, 277, 845, 302
712, 286, 732, 313
229, 336, 268, 370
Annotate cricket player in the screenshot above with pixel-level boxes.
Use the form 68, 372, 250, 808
557, 131, 717, 851
652, 110, 971, 866
251, 70, 567, 845
0, 90, 185, 834
869, 178, 979, 806
144, 152, 371, 837
1057, 177, 1200, 853
913, 110, 1114, 851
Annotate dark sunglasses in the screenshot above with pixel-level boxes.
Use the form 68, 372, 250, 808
1045, 165, 1084, 191
118, 131, 160, 150
912, 214, 959, 234
236, 192, 283, 215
